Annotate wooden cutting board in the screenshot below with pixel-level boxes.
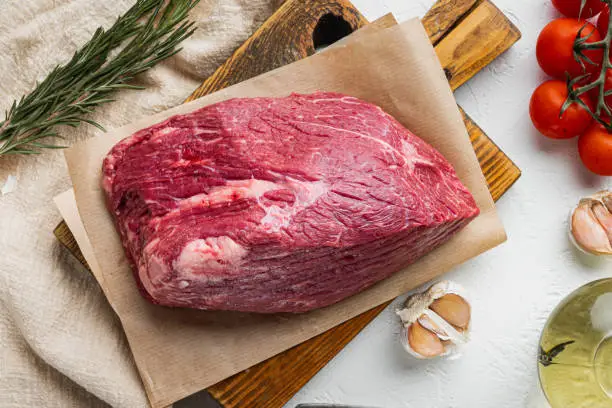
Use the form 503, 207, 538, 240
54, 0, 521, 406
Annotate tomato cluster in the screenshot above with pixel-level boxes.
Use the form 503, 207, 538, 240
530, 0, 612, 176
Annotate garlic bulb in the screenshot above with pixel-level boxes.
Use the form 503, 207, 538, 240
396, 281, 471, 359
569, 190, 612, 256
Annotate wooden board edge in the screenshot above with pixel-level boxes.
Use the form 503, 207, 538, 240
436, 0, 521, 91
482, 0, 522, 41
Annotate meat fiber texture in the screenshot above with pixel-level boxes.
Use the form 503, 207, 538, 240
102, 92, 479, 313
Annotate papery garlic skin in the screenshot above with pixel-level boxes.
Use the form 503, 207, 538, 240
396, 281, 471, 360
569, 190, 612, 256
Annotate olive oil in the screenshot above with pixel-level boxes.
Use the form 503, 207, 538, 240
539, 279, 612, 407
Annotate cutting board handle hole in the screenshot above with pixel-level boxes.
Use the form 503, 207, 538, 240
312, 13, 353, 52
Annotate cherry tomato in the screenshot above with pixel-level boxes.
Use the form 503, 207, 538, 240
578, 123, 612, 175
530, 80, 594, 139
552, 0, 605, 18
536, 19, 603, 79
598, 5, 610, 37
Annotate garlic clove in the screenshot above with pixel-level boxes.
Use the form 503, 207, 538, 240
571, 196, 612, 256
430, 293, 471, 331
592, 203, 612, 243
408, 320, 445, 358
396, 280, 471, 360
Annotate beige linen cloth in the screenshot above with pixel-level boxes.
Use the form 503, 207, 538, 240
0, 1, 280, 406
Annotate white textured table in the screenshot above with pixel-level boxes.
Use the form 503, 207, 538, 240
286, 1, 612, 407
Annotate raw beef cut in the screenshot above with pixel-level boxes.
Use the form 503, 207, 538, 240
102, 92, 479, 313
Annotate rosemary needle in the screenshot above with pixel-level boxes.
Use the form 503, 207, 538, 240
0, 0, 199, 156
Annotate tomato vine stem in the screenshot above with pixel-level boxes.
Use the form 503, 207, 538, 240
563, 0, 612, 130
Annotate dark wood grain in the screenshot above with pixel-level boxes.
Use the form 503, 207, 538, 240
54, 221, 89, 270
422, 0, 480, 45
54, 1, 521, 407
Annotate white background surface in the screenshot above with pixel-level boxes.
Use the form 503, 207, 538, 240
287, 1, 612, 407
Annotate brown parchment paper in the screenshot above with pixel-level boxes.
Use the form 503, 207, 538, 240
61, 19, 506, 408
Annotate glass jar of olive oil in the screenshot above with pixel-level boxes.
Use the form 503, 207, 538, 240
538, 279, 612, 407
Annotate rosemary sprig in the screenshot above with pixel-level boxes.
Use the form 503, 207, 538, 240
0, 0, 199, 156
562, 0, 612, 130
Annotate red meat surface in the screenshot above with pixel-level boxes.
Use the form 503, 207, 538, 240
102, 92, 479, 313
